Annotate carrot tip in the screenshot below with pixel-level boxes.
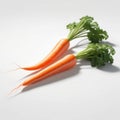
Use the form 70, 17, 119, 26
14, 63, 22, 69
6, 63, 22, 73
8, 84, 25, 97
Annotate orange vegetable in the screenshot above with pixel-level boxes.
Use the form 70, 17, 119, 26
22, 38, 70, 70
22, 54, 76, 86
9, 54, 76, 95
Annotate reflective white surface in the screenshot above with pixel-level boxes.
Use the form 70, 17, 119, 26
0, 0, 120, 120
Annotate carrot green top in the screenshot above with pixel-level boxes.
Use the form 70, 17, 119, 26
75, 43, 115, 67
67, 16, 108, 43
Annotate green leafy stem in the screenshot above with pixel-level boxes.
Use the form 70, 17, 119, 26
67, 16, 108, 43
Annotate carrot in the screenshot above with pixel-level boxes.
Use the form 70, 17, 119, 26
9, 43, 115, 95
21, 54, 76, 86
21, 16, 108, 71
22, 38, 70, 70
9, 54, 76, 96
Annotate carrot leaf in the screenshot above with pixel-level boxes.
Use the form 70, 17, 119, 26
67, 16, 108, 43
76, 43, 115, 67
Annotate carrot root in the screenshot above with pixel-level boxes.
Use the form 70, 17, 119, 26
21, 39, 70, 71
8, 84, 25, 97
22, 54, 76, 86
6, 63, 22, 73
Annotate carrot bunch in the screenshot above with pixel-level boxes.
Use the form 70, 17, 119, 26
21, 16, 108, 71
9, 16, 115, 95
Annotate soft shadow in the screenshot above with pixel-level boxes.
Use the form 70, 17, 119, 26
98, 64, 120, 73
7, 92, 21, 99
14, 62, 119, 96
70, 39, 117, 49
79, 59, 120, 72
22, 64, 81, 93
20, 69, 42, 80
102, 41, 116, 47
78, 59, 91, 66
70, 38, 88, 49
64, 49, 75, 55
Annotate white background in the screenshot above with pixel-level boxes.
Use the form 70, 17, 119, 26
0, 0, 120, 120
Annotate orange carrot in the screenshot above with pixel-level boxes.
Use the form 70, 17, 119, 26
8, 54, 76, 96
22, 54, 76, 86
22, 38, 70, 70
